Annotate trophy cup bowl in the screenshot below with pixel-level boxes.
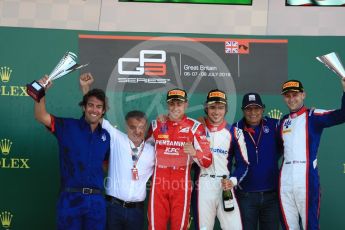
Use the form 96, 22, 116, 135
316, 52, 345, 79
26, 52, 88, 102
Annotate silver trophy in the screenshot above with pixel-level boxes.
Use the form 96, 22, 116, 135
27, 52, 88, 102
316, 52, 345, 79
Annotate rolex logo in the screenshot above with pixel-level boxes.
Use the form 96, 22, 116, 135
268, 109, 283, 120
0, 66, 28, 97
0, 67, 12, 83
0, 211, 13, 229
0, 138, 30, 169
0, 139, 12, 156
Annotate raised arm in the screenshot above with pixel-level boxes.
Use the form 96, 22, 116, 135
313, 78, 345, 128
34, 75, 52, 128
79, 72, 94, 95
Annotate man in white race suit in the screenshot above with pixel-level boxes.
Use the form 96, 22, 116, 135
192, 89, 249, 230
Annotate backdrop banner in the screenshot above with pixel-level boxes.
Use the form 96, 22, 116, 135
79, 35, 287, 126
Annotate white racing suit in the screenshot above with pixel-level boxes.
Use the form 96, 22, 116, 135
279, 93, 345, 230
192, 120, 249, 230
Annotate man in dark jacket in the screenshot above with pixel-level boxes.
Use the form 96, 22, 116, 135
234, 92, 281, 230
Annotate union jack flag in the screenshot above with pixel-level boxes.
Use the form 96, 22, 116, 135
225, 41, 239, 54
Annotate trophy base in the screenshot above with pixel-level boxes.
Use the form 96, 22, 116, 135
26, 80, 45, 102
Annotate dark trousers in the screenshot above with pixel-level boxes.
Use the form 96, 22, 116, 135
106, 200, 144, 230
57, 192, 106, 230
237, 190, 280, 230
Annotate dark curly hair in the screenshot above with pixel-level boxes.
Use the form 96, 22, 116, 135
79, 88, 109, 117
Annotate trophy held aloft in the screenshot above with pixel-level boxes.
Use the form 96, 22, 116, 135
316, 52, 345, 79
26, 51, 88, 102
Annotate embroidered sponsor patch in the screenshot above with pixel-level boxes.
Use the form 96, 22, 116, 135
283, 129, 291, 134
209, 91, 225, 99
179, 127, 190, 133
283, 81, 300, 89
168, 90, 185, 97
158, 134, 169, 139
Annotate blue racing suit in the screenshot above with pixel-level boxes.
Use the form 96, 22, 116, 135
278, 92, 345, 230
50, 116, 110, 230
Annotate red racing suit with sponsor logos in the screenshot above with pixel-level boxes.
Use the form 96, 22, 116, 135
147, 115, 212, 230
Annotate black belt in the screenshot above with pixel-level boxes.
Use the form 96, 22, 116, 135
200, 174, 223, 178
260, 190, 276, 194
106, 195, 144, 209
285, 160, 306, 164
63, 187, 102, 195
238, 190, 276, 194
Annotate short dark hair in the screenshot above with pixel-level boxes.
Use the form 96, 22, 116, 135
125, 110, 147, 122
79, 89, 108, 117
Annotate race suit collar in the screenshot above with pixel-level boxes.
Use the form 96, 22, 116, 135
205, 118, 227, 132
168, 115, 187, 125
290, 106, 307, 119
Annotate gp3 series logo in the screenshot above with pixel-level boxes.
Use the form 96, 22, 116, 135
118, 50, 166, 76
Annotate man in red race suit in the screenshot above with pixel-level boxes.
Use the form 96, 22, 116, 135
147, 88, 212, 230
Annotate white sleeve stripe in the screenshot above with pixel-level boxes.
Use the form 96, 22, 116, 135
151, 120, 157, 131
234, 127, 249, 164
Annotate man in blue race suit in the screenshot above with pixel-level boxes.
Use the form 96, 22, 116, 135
34, 75, 110, 230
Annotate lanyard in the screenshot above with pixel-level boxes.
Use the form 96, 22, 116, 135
130, 141, 145, 168
245, 123, 263, 164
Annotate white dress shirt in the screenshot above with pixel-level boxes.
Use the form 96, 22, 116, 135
102, 119, 155, 202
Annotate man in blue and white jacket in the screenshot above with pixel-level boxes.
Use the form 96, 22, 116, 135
234, 93, 281, 230
279, 78, 345, 230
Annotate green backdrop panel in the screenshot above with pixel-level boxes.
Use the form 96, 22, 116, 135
0, 26, 345, 229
